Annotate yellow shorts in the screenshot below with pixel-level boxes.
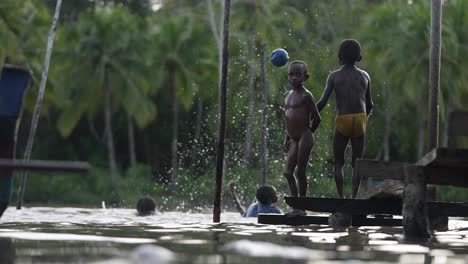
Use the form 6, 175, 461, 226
335, 113, 367, 138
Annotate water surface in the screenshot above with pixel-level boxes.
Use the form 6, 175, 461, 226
1, 207, 468, 263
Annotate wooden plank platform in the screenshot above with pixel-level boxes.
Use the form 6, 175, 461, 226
0, 159, 91, 172
258, 214, 402, 226
416, 148, 468, 167
356, 158, 468, 187
258, 214, 328, 226
285, 197, 468, 217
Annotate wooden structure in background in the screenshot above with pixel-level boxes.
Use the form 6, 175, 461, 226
0, 159, 90, 173
0, 64, 90, 218
258, 213, 402, 227
355, 111, 468, 240
0, 64, 30, 217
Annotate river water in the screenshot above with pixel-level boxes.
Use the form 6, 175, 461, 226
1, 207, 468, 263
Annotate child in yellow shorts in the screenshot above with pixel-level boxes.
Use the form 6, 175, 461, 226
316, 39, 374, 199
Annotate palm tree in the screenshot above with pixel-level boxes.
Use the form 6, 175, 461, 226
148, 14, 205, 184
53, 7, 156, 188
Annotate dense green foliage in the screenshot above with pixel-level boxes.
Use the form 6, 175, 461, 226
1, 0, 467, 210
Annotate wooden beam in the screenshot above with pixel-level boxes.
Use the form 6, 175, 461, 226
258, 214, 328, 226
257, 214, 402, 227
356, 156, 468, 188
0, 159, 90, 173
355, 159, 405, 180
416, 148, 468, 167
286, 197, 402, 215
285, 197, 468, 217
424, 166, 468, 187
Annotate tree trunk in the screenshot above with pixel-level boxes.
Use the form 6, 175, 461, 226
16, 0, 62, 209
104, 67, 118, 190
428, 0, 442, 150
260, 42, 268, 185
244, 30, 256, 167
128, 115, 136, 167
213, 0, 231, 223
169, 64, 179, 184
190, 96, 203, 171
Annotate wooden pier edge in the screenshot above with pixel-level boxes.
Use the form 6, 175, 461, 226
257, 214, 402, 227
0, 159, 91, 172
284, 196, 468, 217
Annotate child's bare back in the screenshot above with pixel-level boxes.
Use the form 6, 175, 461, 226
316, 39, 374, 199
319, 65, 371, 116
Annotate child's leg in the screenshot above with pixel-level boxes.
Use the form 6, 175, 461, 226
284, 140, 298, 197
350, 135, 365, 198
333, 130, 349, 199
297, 131, 314, 197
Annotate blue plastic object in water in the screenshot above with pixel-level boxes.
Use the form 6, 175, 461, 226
270, 48, 289, 67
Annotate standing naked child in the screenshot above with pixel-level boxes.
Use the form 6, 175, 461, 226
316, 39, 374, 199
283, 61, 321, 216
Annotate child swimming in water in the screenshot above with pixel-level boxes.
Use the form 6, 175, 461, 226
228, 181, 282, 217
136, 195, 157, 216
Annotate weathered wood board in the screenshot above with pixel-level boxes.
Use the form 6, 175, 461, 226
0, 159, 90, 173
257, 214, 402, 227
356, 158, 468, 188
285, 197, 468, 217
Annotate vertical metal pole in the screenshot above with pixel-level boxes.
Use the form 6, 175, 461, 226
213, 0, 231, 223
428, 0, 442, 150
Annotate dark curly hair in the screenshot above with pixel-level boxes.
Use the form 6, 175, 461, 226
256, 185, 278, 205
338, 39, 362, 65
288, 60, 309, 74
136, 196, 156, 216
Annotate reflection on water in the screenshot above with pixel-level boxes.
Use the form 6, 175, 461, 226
1, 207, 468, 263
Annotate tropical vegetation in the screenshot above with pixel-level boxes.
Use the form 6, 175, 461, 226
1, 0, 467, 210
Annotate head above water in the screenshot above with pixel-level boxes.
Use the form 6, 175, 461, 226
136, 196, 157, 216
256, 185, 278, 205
287, 60, 309, 88
338, 39, 362, 65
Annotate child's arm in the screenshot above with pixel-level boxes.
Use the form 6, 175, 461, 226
282, 134, 290, 153
316, 73, 334, 112
308, 94, 321, 133
282, 91, 291, 153
365, 74, 374, 116
228, 181, 246, 216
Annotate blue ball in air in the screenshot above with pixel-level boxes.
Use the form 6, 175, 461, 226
270, 48, 289, 67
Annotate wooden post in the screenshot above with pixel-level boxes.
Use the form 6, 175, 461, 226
213, 0, 231, 223
428, 0, 442, 150
260, 42, 268, 186
17, 0, 62, 209
402, 165, 431, 241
